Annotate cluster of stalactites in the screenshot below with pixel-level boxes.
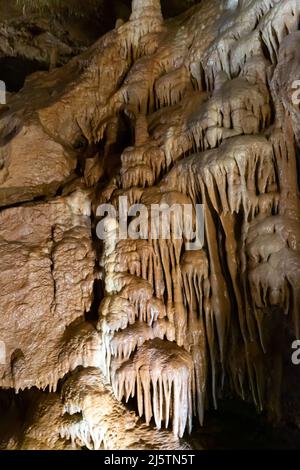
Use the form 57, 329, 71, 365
96, 0, 300, 438
163, 135, 278, 221
59, 367, 189, 450
246, 215, 300, 348
112, 339, 194, 438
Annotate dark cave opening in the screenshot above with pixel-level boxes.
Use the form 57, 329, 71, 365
0, 56, 48, 92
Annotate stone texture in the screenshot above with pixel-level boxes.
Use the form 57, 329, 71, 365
0, 0, 300, 450
0, 190, 97, 391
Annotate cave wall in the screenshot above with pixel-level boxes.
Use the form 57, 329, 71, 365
0, 0, 299, 449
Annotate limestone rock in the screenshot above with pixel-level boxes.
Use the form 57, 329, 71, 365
0, 0, 300, 449
0, 190, 96, 391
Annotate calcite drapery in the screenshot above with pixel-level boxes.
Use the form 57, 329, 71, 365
97, 0, 300, 438
0, 0, 300, 448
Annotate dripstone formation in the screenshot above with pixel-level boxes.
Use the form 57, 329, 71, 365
0, 0, 299, 450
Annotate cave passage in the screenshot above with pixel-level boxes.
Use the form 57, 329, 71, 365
0, 56, 48, 92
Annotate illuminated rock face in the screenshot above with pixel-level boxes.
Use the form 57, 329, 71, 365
0, 0, 300, 449
0, 191, 97, 392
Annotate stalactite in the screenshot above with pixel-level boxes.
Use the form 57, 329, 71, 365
246, 216, 300, 341
260, 0, 300, 64
155, 66, 193, 109
2, 0, 300, 448
112, 339, 194, 438
60, 368, 190, 450
110, 322, 155, 360
94, 3, 299, 431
